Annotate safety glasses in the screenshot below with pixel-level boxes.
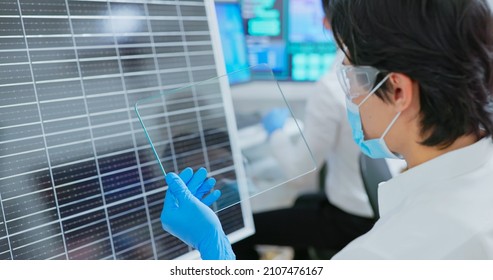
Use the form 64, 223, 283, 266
335, 53, 390, 101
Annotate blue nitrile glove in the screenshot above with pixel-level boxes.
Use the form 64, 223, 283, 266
161, 167, 236, 260
262, 108, 290, 135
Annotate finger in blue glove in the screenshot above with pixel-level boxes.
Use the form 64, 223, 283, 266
161, 168, 235, 260
178, 167, 219, 205
262, 108, 290, 135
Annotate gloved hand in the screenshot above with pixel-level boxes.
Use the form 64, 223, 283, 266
262, 108, 290, 135
161, 167, 236, 260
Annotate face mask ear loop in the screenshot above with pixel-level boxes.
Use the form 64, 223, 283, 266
380, 111, 401, 139
356, 74, 391, 108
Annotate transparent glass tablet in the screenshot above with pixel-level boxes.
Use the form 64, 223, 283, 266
135, 65, 316, 212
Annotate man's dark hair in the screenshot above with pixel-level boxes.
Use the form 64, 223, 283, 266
325, 0, 493, 148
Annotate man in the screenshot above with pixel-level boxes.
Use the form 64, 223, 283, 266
161, 0, 493, 259
233, 64, 379, 259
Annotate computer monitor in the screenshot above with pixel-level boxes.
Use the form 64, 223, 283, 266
241, 0, 289, 80
215, 1, 251, 84
240, 0, 336, 82
288, 0, 337, 81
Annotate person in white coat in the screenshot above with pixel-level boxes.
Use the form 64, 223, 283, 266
233, 59, 405, 259
232, 0, 404, 259
160, 0, 493, 259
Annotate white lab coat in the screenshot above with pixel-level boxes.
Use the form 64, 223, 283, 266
269, 66, 375, 218
333, 137, 493, 259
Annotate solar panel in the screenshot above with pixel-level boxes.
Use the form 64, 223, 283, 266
0, 0, 253, 260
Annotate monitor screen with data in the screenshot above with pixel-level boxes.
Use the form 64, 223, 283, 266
241, 0, 289, 79
288, 0, 337, 81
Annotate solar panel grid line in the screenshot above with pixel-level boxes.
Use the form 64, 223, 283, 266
0, 171, 51, 200
38, 96, 86, 105
159, 64, 216, 74
154, 236, 190, 259
62, 15, 192, 21
114, 239, 152, 258
63, 0, 118, 259
44, 138, 92, 151
32, 77, 81, 86
46, 253, 67, 260
154, 49, 214, 59
0, 153, 47, 179
4, 213, 59, 240
68, 240, 113, 260
47, 155, 96, 170
0, 169, 51, 184
89, 85, 152, 95
143, 10, 181, 178
138, 104, 223, 122
43, 128, 91, 144
107, 205, 148, 226
66, 235, 110, 253
0, 122, 41, 132
4, 141, 234, 191
156, 30, 210, 37
66, 234, 113, 259
39, 116, 89, 128
14, 0, 71, 260
64, 221, 110, 251
1, 187, 54, 205
91, 130, 134, 143
0, 82, 33, 90
0, 192, 14, 259
132, 2, 179, 259
9, 230, 63, 252
30, 58, 84, 65
2, 192, 58, 223
0, 14, 20, 18
0, 147, 46, 160
0, 63, 30, 73
20, 15, 70, 20
5, 208, 58, 235
112, 222, 148, 239
62, 209, 107, 232
57, 192, 102, 211
11, 235, 65, 260
104, 181, 141, 197
88, 109, 130, 121
65, 208, 104, 226
24, 34, 73, 39
5, 199, 143, 258
119, 69, 179, 77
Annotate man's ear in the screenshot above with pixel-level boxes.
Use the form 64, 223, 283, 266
323, 17, 331, 30
388, 73, 415, 112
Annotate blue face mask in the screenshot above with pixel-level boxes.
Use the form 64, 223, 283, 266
345, 95, 401, 159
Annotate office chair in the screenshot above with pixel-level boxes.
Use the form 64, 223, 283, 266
358, 153, 393, 219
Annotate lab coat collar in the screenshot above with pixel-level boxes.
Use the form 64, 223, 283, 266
378, 137, 493, 218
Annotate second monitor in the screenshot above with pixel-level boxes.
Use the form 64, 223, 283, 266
241, 0, 337, 82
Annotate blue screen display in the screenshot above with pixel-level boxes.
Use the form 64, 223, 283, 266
288, 0, 337, 81
241, 0, 289, 79
289, 0, 331, 43
215, 2, 251, 84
